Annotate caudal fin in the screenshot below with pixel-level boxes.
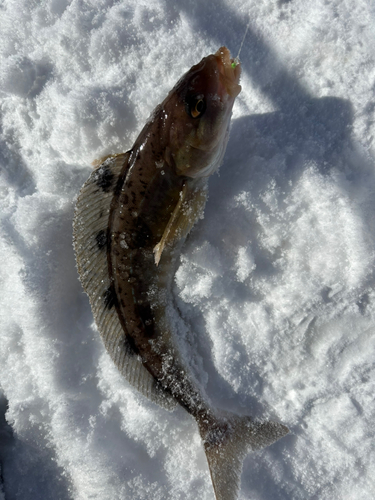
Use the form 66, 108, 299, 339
198, 414, 289, 500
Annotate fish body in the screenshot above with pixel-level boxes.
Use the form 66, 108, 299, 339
73, 47, 288, 500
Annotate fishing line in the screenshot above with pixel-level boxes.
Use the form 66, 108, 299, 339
232, 18, 251, 68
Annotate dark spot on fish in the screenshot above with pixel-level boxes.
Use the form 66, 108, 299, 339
124, 334, 140, 356
103, 284, 118, 310
128, 180, 133, 188
136, 302, 156, 338
131, 191, 136, 204
95, 165, 115, 192
123, 194, 129, 204
132, 219, 152, 247
153, 379, 174, 400
95, 229, 107, 250
137, 153, 141, 160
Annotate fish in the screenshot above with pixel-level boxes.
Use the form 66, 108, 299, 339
73, 47, 289, 500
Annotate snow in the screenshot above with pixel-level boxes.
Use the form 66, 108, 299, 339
1, 0, 375, 499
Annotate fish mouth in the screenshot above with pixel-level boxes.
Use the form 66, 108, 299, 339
214, 46, 241, 99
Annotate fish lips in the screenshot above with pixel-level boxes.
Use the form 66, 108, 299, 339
214, 46, 242, 99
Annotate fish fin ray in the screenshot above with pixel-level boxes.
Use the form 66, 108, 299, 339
91, 152, 126, 167
73, 152, 177, 411
199, 415, 289, 500
153, 182, 207, 265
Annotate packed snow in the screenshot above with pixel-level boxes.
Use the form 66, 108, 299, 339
1, 0, 375, 499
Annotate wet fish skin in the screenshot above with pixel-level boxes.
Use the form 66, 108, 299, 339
73, 47, 288, 500
108, 48, 241, 412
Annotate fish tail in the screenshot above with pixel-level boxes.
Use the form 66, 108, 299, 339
198, 413, 289, 500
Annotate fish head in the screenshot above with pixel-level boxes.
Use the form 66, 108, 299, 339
166, 47, 241, 178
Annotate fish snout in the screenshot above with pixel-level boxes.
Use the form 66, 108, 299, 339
215, 46, 242, 99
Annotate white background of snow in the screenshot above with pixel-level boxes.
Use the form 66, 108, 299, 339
1, 0, 375, 498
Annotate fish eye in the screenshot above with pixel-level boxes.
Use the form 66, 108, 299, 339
185, 94, 206, 119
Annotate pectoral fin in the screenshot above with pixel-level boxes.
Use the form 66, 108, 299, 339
153, 182, 207, 265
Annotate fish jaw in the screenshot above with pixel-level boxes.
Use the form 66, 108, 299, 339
214, 46, 242, 99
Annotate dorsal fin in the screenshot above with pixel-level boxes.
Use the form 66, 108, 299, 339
73, 153, 177, 410
199, 414, 289, 500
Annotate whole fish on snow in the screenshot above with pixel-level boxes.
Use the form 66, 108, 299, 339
73, 47, 288, 500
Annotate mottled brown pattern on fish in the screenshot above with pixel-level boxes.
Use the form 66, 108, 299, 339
95, 164, 115, 192
74, 48, 289, 500
102, 91, 214, 416
103, 48, 245, 419
95, 229, 107, 250
103, 284, 118, 310
108, 150, 185, 383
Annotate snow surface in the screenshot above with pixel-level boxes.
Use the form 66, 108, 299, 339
1, 0, 375, 499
